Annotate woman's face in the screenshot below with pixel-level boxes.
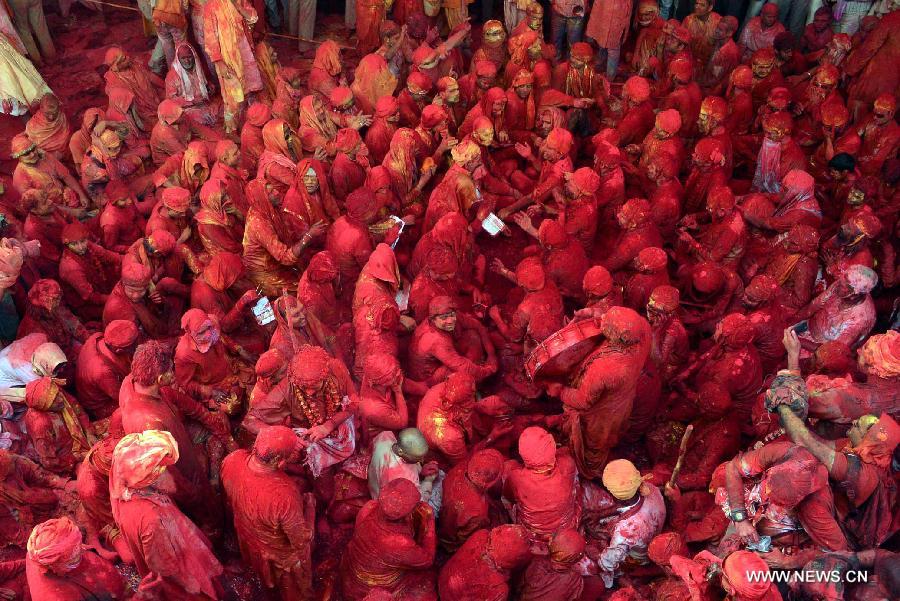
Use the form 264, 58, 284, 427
303, 171, 319, 194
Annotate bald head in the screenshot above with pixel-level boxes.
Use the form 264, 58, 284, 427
395, 428, 429, 463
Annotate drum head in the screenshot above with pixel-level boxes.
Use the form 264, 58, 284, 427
525, 320, 604, 380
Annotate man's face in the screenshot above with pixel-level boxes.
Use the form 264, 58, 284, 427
484, 27, 505, 45
192, 322, 218, 353
764, 125, 786, 143
433, 310, 457, 332
106, 138, 123, 158
44, 100, 60, 120
665, 36, 685, 54
638, 6, 658, 27
123, 282, 147, 302
698, 110, 713, 135
694, 0, 711, 16
847, 188, 865, 206
777, 47, 793, 62
114, 195, 132, 208
761, 8, 778, 27
443, 82, 460, 104
752, 59, 774, 79
847, 417, 871, 446
646, 161, 661, 181
222, 146, 239, 167
465, 155, 483, 173
303, 171, 319, 194
476, 75, 495, 91
420, 54, 439, 70
179, 54, 195, 70
515, 83, 533, 99
813, 12, 830, 31
537, 113, 553, 136
301, 380, 325, 398
313, 98, 327, 122
569, 55, 588, 72
67, 239, 88, 256
714, 21, 733, 40
410, 87, 429, 102
873, 106, 895, 126
528, 10, 542, 29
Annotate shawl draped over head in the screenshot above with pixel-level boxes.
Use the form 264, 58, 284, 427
381, 128, 419, 197
171, 42, 210, 103
859, 331, 900, 379
25, 377, 92, 452
298, 95, 337, 141
518, 426, 556, 473
25, 95, 70, 153
313, 40, 342, 77
203, 251, 243, 292
26, 516, 82, 569
848, 413, 900, 469
110, 429, 179, 500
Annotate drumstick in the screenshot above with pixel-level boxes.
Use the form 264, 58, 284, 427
667, 424, 694, 489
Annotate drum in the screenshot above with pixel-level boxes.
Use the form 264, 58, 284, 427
524, 318, 605, 381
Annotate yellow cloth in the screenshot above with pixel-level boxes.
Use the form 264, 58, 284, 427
602, 459, 644, 500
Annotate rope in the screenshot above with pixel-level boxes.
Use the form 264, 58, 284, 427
85, 0, 354, 49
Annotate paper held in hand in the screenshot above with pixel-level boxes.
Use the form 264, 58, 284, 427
251, 296, 275, 325
395, 287, 410, 312
390, 215, 405, 249
482, 212, 505, 237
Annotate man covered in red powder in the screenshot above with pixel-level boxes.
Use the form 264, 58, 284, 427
110, 430, 224, 599
339, 477, 437, 600
549, 307, 651, 478
438, 524, 531, 601
75, 320, 138, 421
221, 425, 315, 601
438, 448, 505, 553
58, 222, 121, 323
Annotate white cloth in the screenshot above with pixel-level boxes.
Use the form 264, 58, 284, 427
0, 33, 50, 116
597, 486, 666, 588
0, 333, 48, 401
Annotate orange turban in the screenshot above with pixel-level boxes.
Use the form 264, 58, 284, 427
602, 459, 645, 500
723, 551, 774, 600
545, 127, 573, 155
859, 331, 900, 379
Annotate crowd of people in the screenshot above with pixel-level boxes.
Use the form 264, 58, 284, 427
0, 0, 899, 599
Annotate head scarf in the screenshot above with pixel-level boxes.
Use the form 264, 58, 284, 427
567, 167, 601, 197
255, 349, 284, 381
363, 352, 399, 388
247, 103, 272, 127
86, 436, 117, 476
157, 99, 184, 127
859, 331, 900, 379
849, 413, 900, 469
362, 243, 401, 289
723, 551, 775, 600
648, 285, 679, 313
171, 42, 209, 103
180, 309, 219, 352
728, 65, 753, 94
450, 139, 481, 165
716, 313, 755, 349
31, 342, 67, 379
313, 40, 342, 77
306, 251, 339, 283
345, 187, 380, 223
11, 133, 36, 159
378, 477, 420, 520
202, 251, 243, 292
161, 186, 191, 213
515, 257, 546, 291
466, 449, 503, 489
27, 517, 82, 569
518, 426, 556, 473
844, 264, 878, 295
602, 459, 645, 500
298, 95, 338, 141
334, 128, 362, 155
25, 94, 69, 153
382, 128, 419, 196
111, 430, 179, 500
648, 533, 688, 567
488, 525, 531, 569
636, 247, 667, 272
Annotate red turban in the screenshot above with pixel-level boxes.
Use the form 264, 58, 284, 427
767, 86, 792, 110
859, 331, 900, 380
203, 251, 243, 292
335, 128, 362, 154
255, 349, 284, 378
668, 24, 691, 44
289, 345, 331, 387
874, 93, 897, 113
821, 99, 849, 128
104, 320, 139, 350
363, 352, 399, 387
693, 137, 726, 166
157, 99, 183, 125
692, 262, 724, 294
247, 103, 272, 127
407, 71, 432, 94
488, 525, 531, 569
545, 127, 573, 155
25, 377, 59, 411
420, 104, 448, 129
648, 285, 679, 312
374, 95, 399, 117
27, 517, 82, 568
11, 133, 36, 158
474, 60, 497, 78
538, 219, 567, 248
345, 187, 379, 222
550, 529, 585, 565
745, 274, 778, 303
568, 167, 601, 196
656, 109, 681, 134
253, 425, 300, 463
696, 382, 732, 416
601, 306, 649, 346
730, 65, 753, 89
716, 313, 755, 348
466, 448, 504, 489
623, 76, 651, 103
648, 532, 688, 567
28, 279, 61, 311
583, 266, 613, 297
707, 185, 734, 213
762, 111, 793, 134
121, 262, 151, 287
329, 86, 354, 108
594, 142, 622, 169
636, 247, 666, 272
148, 231, 176, 257
570, 42, 593, 60
723, 551, 775, 600
306, 251, 339, 283
515, 257, 546, 291
700, 96, 727, 121
511, 70, 534, 86
618, 198, 651, 228
61, 222, 90, 244
668, 57, 692, 82
518, 426, 556, 472
378, 477, 421, 520
161, 187, 191, 213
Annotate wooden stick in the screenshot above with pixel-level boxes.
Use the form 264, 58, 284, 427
667, 424, 694, 488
